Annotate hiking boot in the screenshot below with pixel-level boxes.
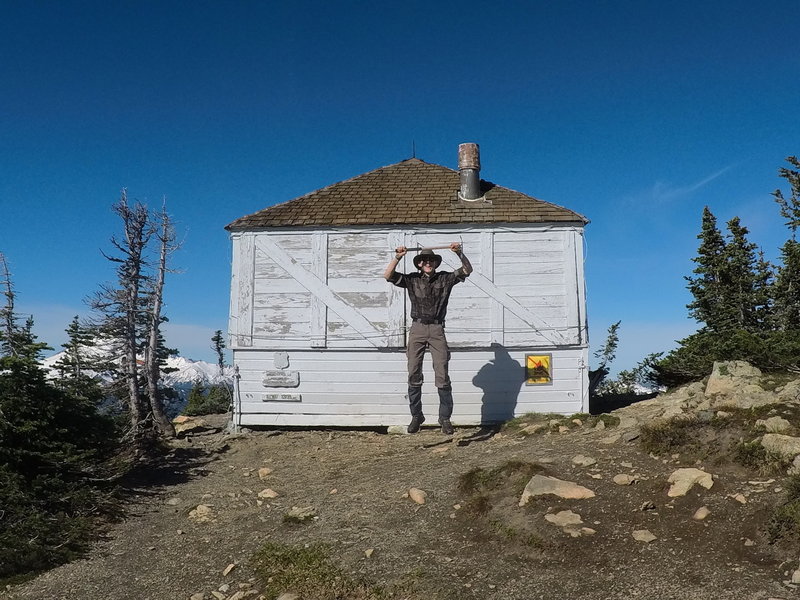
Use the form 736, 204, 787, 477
439, 418, 454, 435
407, 415, 425, 434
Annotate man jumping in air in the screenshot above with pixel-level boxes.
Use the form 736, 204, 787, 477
383, 242, 473, 434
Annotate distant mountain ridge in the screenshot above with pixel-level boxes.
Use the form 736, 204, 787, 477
41, 351, 234, 417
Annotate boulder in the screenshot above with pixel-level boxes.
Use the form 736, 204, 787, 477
760, 434, 800, 459
705, 361, 774, 408
519, 475, 595, 506
667, 468, 714, 497
755, 416, 792, 433
777, 379, 800, 403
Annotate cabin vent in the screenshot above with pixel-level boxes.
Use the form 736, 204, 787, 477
457, 143, 486, 202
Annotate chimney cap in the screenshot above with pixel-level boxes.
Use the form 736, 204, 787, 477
458, 143, 480, 171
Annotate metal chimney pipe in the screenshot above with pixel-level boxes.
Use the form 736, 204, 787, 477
458, 143, 481, 201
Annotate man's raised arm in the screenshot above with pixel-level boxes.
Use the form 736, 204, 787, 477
450, 242, 473, 275
384, 246, 407, 280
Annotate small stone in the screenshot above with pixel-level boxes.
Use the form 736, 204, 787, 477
188, 504, 214, 522
693, 506, 711, 520
632, 529, 657, 543
730, 493, 747, 504
166, 497, 181, 506
545, 510, 583, 527
601, 433, 622, 445
620, 461, 633, 468
276, 594, 299, 600
622, 430, 640, 443
572, 454, 597, 467
258, 488, 279, 499
329, 488, 337, 494
613, 474, 637, 486
409, 488, 428, 505
558, 425, 570, 433
258, 467, 273, 479
387, 425, 407, 435
594, 420, 606, 430
211, 592, 226, 600
792, 568, 800, 584
364, 548, 374, 558
571, 419, 583, 426
640, 501, 656, 511
222, 563, 236, 576
190, 594, 205, 600
589, 473, 602, 479
744, 538, 755, 546
285, 506, 316, 521
218, 584, 230, 593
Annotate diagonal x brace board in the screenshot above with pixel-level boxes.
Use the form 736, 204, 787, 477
254, 237, 386, 348
462, 270, 569, 346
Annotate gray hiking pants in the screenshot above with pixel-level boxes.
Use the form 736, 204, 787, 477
407, 321, 451, 389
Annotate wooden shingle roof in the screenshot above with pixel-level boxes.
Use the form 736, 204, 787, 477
226, 158, 588, 230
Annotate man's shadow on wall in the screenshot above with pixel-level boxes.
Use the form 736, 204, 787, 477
460, 344, 525, 445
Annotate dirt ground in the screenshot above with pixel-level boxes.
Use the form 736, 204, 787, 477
4, 409, 799, 600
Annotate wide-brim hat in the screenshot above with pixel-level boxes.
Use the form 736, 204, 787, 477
413, 249, 442, 269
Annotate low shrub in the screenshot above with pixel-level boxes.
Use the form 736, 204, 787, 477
251, 542, 387, 600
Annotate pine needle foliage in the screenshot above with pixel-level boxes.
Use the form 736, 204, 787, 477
658, 156, 800, 385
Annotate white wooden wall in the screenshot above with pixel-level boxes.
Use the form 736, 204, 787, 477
233, 346, 588, 427
229, 223, 589, 425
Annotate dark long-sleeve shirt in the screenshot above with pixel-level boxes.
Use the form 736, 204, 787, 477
387, 268, 469, 322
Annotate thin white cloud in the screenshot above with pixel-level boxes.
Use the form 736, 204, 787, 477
648, 166, 733, 204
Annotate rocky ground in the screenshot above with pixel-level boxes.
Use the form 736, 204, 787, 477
5, 363, 800, 600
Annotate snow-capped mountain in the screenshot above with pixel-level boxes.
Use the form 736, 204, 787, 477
42, 351, 233, 386
41, 351, 234, 417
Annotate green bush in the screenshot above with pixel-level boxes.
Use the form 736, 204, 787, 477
0, 357, 119, 580
655, 329, 800, 387
183, 383, 231, 416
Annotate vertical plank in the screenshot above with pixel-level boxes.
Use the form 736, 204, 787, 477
236, 233, 255, 347
481, 231, 503, 345
387, 230, 406, 347
310, 232, 328, 348
563, 229, 583, 345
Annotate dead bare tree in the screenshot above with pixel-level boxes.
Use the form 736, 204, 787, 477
0, 253, 15, 357
143, 201, 178, 437
91, 190, 155, 448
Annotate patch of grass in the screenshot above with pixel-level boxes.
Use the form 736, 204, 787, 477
732, 441, 790, 475
639, 418, 695, 455
759, 372, 799, 392
252, 542, 388, 600
463, 494, 492, 516
504, 413, 562, 429
767, 475, 800, 543
458, 461, 543, 496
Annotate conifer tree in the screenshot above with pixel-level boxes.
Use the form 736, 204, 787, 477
211, 329, 226, 374
685, 207, 729, 331
722, 217, 763, 331
0, 258, 117, 578
772, 156, 800, 329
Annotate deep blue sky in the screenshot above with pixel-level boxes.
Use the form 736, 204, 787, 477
1, 1, 798, 369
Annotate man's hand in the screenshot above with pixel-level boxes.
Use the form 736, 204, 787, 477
450, 242, 462, 256
395, 246, 407, 260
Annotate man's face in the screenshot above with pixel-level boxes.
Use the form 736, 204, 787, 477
419, 258, 436, 274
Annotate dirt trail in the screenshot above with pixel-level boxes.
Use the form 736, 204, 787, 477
5, 413, 797, 600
